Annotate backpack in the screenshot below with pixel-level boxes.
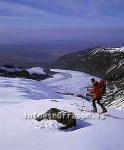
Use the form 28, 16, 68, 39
99, 80, 106, 95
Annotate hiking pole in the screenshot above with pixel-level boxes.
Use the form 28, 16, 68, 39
82, 98, 86, 109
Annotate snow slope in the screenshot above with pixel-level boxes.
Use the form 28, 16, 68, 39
0, 99, 124, 150
43, 69, 97, 95
0, 77, 62, 107
0, 69, 124, 150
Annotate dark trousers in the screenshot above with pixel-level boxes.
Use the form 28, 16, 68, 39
92, 96, 107, 111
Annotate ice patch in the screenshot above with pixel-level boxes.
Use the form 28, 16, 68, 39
27, 67, 46, 74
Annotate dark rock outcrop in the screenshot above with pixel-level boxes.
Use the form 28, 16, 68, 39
0, 65, 50, 81
35, 108, 76, 130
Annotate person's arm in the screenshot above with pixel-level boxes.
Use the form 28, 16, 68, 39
89, 88, 95, 94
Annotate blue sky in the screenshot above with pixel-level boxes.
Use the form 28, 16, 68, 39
0, 0, 124, 47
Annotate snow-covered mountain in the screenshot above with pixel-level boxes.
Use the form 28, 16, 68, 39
90, 46, 124, 54
90, 47, 124, 80
0, 69, 124, 150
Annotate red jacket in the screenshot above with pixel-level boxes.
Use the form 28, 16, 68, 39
89, 81, 102, 100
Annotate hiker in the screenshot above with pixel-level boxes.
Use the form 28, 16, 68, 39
89, 78, 107, 113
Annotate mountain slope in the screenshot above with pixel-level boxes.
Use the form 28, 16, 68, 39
54, 46, 124, 80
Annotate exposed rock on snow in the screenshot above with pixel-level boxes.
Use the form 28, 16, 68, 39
36, 108, 76, 130
0, 65, 50, 81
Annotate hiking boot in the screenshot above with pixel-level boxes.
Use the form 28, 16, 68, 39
101, 109, 107, 114
91, 109, 97, 113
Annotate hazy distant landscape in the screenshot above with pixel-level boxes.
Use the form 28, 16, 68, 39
0, 49, 61, 67
0, 43, 67, 67
1, 39, 124, 68
0, 39, 98, 67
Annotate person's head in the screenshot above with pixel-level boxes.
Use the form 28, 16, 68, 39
91, 78, 96, 85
